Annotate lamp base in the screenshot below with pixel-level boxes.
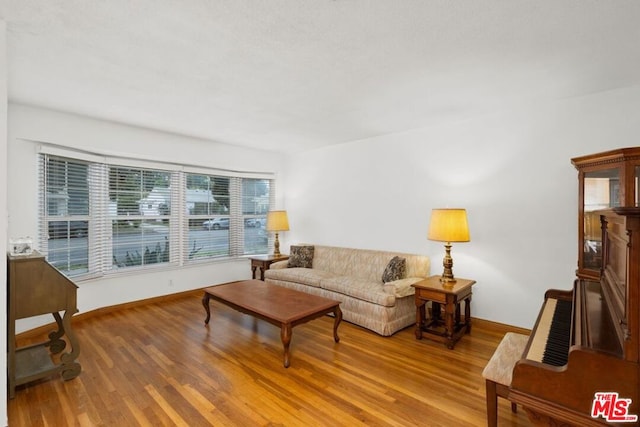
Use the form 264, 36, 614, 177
440, 242, 457, 286
439, 275, 457, 283
273, 232, 281, 257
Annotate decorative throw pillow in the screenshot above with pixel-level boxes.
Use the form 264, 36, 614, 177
382, 256, 406, 283
288, 245, 314, 268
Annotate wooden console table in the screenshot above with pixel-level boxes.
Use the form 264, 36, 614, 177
249, 254, 289, 280
7, 251, 82, 398
412, 276, 476, 349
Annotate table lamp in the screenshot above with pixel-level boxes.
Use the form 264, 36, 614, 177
428, 208, 470, 284
266, 210, 289, 257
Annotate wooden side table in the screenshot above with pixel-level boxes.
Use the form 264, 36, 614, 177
249, 254, 289, 280
412, 275, 476, 349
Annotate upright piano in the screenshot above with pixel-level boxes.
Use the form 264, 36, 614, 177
509, 207, 640, 426
7, 251, 82, 398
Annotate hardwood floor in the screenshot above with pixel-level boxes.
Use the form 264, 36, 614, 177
8, 291, 533, 426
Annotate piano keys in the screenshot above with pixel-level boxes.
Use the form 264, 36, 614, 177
525, 298, 572, 367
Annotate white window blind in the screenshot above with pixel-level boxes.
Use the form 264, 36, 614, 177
39, 156, 93, 276
38, 151, 274, 279
240, 178, 274, 255
184, 173, 231, 261
108, 165, 180, 271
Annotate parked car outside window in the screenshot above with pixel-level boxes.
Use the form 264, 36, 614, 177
244, 218, 266, 228
202, 218, 229, 230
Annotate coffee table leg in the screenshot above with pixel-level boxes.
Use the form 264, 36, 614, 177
202, 292, 211, 325
333, 306, 342, 343
281, 323, 292, 368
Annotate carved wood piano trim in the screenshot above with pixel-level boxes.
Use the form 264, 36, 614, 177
611, 207, 640, 364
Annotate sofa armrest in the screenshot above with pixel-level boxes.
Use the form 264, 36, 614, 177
383, 277, 424, 298
270, 260, 289, 269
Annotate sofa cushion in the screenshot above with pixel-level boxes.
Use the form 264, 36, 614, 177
320, 276, 396, 307
288, 245, 314, 268
264, 267, 334, 288
268, 259, 289, 269
383, 277, 423, 298
382, 256, 406, 283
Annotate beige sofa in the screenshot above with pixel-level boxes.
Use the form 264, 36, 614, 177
264, 245, 430, 336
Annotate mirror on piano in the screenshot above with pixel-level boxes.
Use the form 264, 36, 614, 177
573, 148, 640, 279
582, 168, 619, 272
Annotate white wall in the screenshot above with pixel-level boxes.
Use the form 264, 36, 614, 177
7, 104, 285, 332
0, 20, 8, 427
282, 86, 640, 329
6, 86, 640, 332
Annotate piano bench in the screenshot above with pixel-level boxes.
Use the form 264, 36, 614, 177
481, 332, 529, 427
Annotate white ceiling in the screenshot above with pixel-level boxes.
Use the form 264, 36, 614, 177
1, 1, 639, 153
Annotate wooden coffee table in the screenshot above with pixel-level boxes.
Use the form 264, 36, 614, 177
202, 280, 342, 368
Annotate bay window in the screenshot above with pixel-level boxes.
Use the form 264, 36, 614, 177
38, 149, 274, 279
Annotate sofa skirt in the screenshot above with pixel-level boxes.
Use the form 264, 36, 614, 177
265, 278, 416, 336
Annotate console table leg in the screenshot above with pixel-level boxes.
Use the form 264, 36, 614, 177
445, 298, 455, 349
415, 301, 426, 339
60, 309, 81, 380
465, 296, 472, 333
47, 312, 67, 354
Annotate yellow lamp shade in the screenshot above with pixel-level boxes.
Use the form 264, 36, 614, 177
266, 210, 290, 232
428, 208, 470, 243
